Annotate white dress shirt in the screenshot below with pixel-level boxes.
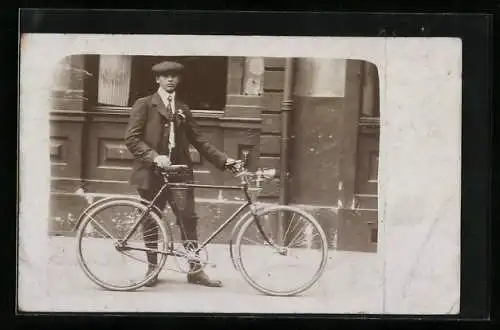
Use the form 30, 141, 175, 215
157, 87, 176, 157
157, 87, 176, 113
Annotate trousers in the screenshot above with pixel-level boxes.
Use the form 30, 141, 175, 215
137, 172, 199, 266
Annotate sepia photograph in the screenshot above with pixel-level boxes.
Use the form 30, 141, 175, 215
18, 34, 462, 314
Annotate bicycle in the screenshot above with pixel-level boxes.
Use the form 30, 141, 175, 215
74, 160, 329, 296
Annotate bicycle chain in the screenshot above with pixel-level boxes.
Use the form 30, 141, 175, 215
116, 241, 212, 275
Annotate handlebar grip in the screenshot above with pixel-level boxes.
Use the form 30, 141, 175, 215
261, 168, 277, 179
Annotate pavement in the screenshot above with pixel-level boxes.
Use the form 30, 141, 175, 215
18, 236, 383, 314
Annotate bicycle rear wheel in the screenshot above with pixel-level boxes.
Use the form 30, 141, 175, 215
76, 199, 170, 291
234, 205, 328, 296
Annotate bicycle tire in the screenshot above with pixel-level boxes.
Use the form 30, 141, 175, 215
233, 204, 328, 296
76, 199, 171, 291
228, 210, 255, 271
73, 195, 164, 233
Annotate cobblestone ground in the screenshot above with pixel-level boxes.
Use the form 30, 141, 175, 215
18, 236, 383, 314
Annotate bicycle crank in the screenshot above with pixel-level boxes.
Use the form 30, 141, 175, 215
172, 240, 212, 274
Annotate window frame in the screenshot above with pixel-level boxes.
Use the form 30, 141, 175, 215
93, 55, 229, 114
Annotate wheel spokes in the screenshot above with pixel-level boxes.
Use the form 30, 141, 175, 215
77, 201, 169, 291
235, 207, 327, 296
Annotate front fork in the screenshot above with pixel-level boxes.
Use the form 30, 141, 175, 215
228, 205, 286, 270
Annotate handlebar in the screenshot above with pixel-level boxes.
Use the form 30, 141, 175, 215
163, 164, 189, 170
227, 160, 277, 183
235, 168, 277, 180
153, 159, 277, 183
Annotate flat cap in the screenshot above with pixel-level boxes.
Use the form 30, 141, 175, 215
152, 61, 184, 74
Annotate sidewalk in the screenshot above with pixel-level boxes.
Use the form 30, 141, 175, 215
19, 236, 383, 314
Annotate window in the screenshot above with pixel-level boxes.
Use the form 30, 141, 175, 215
96, 55, 228, 111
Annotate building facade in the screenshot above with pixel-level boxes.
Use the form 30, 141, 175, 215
49, 55, 380, 253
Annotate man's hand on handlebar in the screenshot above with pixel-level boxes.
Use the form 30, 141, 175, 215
153, 155, 171, 169
154, 155, 243, 173
224, 157, 243, 174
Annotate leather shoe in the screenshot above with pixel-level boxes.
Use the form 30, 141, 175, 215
144, 275, 158, 287
144, 267, 159, 287
187, 270, 222, 287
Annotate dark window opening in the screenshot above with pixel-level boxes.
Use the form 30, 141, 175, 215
128, 56, 228, 110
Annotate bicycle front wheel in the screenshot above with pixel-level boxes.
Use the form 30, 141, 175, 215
234, 205, 328, 296
76, 199, 170, 291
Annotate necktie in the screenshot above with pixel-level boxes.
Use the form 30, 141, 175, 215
166, 95, 173, 115
166, 96, 176, 158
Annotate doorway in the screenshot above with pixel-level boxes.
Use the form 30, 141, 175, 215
337, 59, 380, 253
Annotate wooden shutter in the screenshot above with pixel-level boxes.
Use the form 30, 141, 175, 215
97, 55, 132, 107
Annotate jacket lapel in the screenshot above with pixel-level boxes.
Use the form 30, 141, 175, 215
151, 92, 172, 120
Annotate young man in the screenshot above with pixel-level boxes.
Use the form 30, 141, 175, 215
125, 60, 237, 287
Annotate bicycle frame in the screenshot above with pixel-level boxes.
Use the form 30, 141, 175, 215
118, 171, 274, 256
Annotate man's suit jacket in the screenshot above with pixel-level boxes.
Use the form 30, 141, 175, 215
125, 92, 228, 190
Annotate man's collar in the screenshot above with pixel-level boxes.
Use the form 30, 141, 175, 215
157, 87, 175, 99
